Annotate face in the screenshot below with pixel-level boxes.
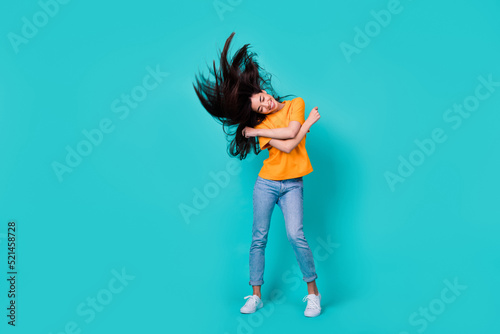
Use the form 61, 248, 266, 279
250, 90, 279, 114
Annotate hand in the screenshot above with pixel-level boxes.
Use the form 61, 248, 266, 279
242, 126, 258, 138
305, 107, 320, 127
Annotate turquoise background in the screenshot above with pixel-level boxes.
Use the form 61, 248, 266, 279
1, 0, 499, 333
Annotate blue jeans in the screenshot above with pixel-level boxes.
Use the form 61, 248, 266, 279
249, 176, 318, 286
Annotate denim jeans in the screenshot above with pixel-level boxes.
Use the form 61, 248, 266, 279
249, 175, 318, 286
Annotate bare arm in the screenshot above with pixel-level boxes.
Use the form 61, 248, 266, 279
268, 107, 320, 154
242, 121, 301, 140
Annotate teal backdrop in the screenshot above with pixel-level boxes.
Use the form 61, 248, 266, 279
1, 0, 499, 333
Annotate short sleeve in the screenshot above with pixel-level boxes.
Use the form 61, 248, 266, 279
289, 97, 305, 124
254, 120, 272, 150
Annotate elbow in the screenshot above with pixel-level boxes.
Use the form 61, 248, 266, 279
289, 128, 300, 139
278, 143, 292, 154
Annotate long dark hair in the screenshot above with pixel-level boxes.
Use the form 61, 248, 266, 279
193, 32, 293, 160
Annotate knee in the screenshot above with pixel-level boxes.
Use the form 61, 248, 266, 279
287, 231, 304, 245
251, 236, 268, 249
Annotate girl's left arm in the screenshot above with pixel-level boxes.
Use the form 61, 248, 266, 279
243, 121, 301, 140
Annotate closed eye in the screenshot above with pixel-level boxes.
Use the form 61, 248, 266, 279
258, 96, 262, 112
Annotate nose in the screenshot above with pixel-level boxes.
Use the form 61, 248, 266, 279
263, 98, 269, 108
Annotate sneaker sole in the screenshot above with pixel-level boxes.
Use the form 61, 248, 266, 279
304, 311, 321, 317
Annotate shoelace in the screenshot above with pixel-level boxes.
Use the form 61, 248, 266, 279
302, 295, 320, 310
243, 295, 259, 306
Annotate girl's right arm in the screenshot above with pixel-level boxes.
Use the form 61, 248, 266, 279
242, 121, 301, 140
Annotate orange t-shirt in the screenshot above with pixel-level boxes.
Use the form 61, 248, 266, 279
254, 97, 313, 180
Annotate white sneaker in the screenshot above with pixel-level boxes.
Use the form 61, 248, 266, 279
303, 293, 321, 317
240, 295, 263, 314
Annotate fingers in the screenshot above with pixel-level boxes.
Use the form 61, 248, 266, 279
307, 107, 321, 125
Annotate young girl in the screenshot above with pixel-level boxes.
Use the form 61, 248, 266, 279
193, 32, 322, 317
